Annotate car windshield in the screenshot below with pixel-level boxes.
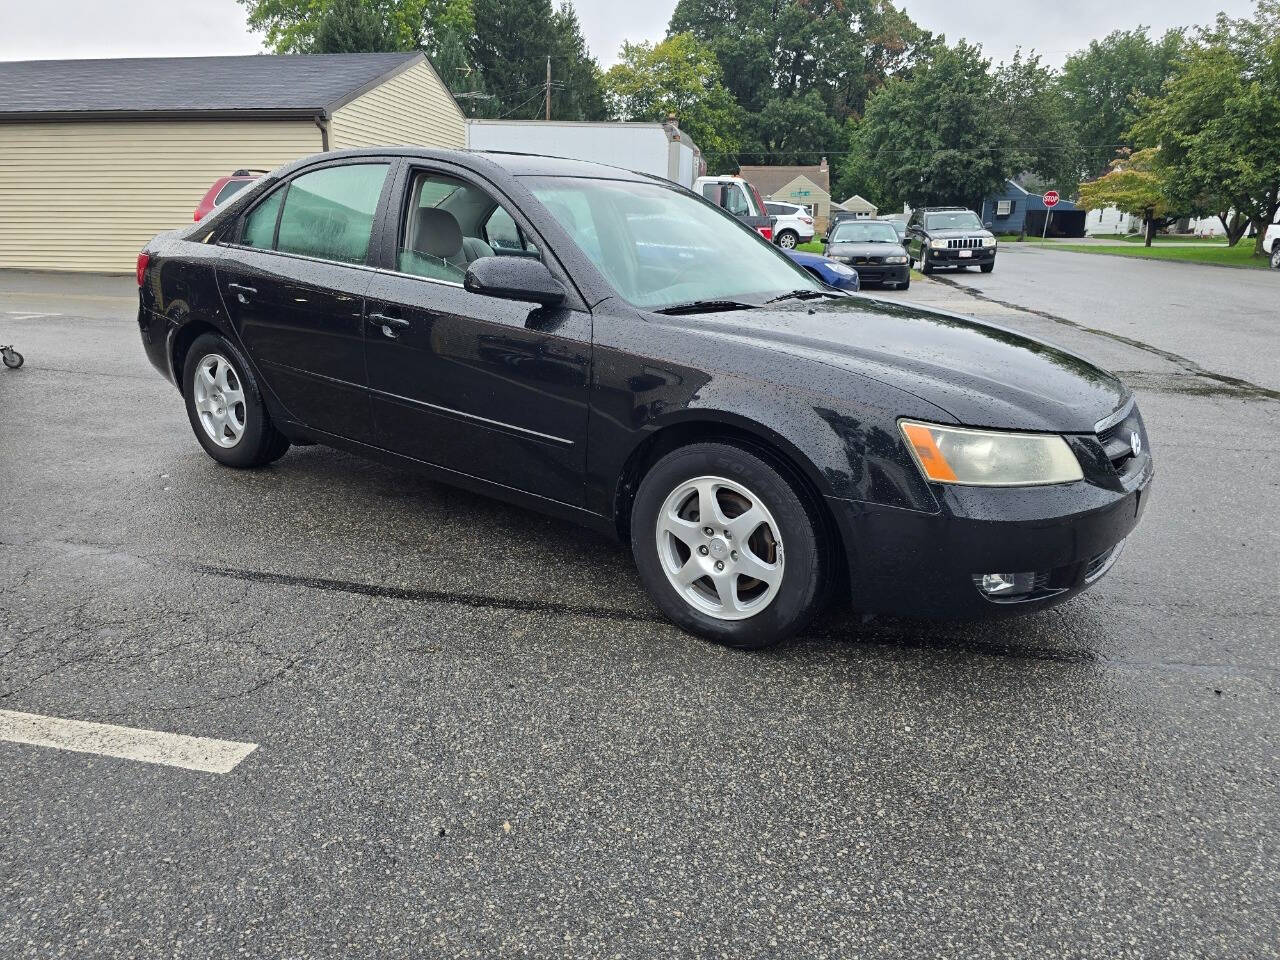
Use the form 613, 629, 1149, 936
527, 176, 820, 310
830, 221, 899, 244
925, 211, 984, 231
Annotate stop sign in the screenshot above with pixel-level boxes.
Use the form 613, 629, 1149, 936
1043, 190, 1060, 208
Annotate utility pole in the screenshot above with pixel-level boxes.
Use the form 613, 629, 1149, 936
545, 56, 551, 121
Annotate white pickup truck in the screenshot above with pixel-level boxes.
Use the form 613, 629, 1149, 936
693, 175, 775, 242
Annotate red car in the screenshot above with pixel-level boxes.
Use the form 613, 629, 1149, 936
193, 170, 264, 221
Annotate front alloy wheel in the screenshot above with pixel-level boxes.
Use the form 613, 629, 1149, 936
631, 442, 826, 648
655, 476, 784, 621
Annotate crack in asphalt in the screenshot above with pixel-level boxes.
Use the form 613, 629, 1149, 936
929, 275, 1280, 402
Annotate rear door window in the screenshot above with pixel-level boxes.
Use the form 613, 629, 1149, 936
269, 163, 389, 265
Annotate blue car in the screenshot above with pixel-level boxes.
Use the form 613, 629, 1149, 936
783, 249, 860, 291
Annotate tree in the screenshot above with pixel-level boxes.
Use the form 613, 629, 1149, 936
603, 33, 743, 169
667, 0, 934, 124
740, 91, 845, 166
1131, 2, 1280, 256
1060, 27, 1184, 179
1077, 148, 1179, 246
994, 50, 1082, 194
851, 42, 1019, 211
548, 2, 607, 121
238, 0, 605, 120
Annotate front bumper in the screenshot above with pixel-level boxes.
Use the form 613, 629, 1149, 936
927, 246, 996, 266
827, 467, 1153, 618
849, 263, 910, 285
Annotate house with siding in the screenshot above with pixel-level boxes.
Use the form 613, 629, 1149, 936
737, 161, 833, 231
980, 179, 1084, 238
0, 53, 465, 272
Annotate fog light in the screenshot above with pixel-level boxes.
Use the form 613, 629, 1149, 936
980, 573, 1018, 594
973, 570, 1044, 600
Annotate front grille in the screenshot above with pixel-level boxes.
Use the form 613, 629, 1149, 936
946, 237, 983, 249
847, 255, 884, 265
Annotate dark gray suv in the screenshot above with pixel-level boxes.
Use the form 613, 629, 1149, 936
906, 207, 998, 274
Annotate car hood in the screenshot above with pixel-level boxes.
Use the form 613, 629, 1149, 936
664, 296, 1128, 433
826, 241, 907, 258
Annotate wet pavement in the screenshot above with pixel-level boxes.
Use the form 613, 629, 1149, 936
1, 261, 1277, 959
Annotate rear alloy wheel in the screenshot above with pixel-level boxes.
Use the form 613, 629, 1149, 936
183, 332, 290, 468
631, 442, 826, 648
1271, 246, 1280, 270
777, 229, 799, 249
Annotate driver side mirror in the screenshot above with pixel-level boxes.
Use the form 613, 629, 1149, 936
984, 221, 994, 230
464, 256, 565, 306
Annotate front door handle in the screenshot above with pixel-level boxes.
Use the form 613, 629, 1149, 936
226, 282, 257, 303
368, 312, 410, 337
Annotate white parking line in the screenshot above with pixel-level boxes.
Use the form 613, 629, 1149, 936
0, 709, 258, 773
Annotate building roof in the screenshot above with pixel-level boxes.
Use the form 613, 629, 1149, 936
0, 52, 426, 121
737, 163, 830, 198
840, 194, 878, 213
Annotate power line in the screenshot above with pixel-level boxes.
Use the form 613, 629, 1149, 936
703, 143, 1135, 156
495, 86, 554, 119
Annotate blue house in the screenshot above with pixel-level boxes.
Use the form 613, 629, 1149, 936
980, 180, 1083, 237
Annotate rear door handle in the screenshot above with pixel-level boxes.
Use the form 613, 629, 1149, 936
226, 282, 257, 303
368, 312, 410, 334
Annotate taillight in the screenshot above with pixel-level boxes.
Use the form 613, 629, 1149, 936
136, 252, 150, 286
800, 216, 813, 224
193, 209, 203, 222
756, 226, 773, 241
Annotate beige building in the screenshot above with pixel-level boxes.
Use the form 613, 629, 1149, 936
839, 195, 879, 218
0, 53, 465, 273
737, 161, 833, 231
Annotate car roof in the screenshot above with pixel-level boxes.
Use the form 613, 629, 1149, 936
271, 146, 654, 184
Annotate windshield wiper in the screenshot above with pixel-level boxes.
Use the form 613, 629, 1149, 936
763, 288, 844, 305
654, 299, 759, 315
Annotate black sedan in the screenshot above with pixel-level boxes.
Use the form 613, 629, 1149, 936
822, 218, 911, 289
137, 148, 1153, 649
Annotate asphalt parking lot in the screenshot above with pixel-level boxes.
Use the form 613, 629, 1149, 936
1, 251, 1278, 958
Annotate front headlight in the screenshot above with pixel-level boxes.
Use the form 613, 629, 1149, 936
983, 236, 998, 248
929, 238, 947, 250
828, 263, 856, 276
900, 421, 1083, 486
884, 255, 908, 264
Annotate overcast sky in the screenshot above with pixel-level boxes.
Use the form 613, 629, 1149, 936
0, 0, 1260, 66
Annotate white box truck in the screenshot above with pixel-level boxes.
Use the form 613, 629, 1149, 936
465, 118, 704, 188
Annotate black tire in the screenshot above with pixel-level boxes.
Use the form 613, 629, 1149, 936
2, 348, 22, 369
1271, 247, 1280, 270
776, 229, 799, 249
182, 332, 290, 468
630, 442, 827, 649
980, 262, 995, 273
920, 248, 934, 274
897, 276, 911, 290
